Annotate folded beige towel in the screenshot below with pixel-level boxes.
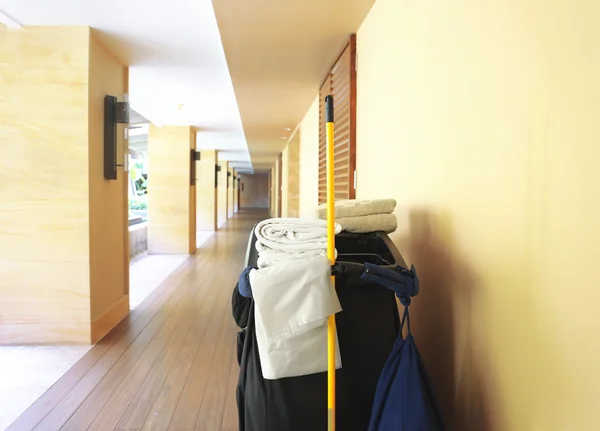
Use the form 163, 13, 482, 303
316, 199, 397, 219
336, 213, 397, 234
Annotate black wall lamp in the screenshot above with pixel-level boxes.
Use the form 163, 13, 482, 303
104, 95, 130, 180
215, 165, 221, 188
190, 150, 200, 186
227, 171, 232, 188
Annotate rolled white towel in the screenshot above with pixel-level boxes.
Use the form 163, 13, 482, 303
254, 218, 342, 253
256, 247, 335, 269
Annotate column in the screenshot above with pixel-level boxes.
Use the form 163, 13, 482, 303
147, 125, 196, 255
228, 166, 235, 219
0, 26, 129, 344
217, 160, 229, 228
287, 133, 300, 217
196, 150, 217, 231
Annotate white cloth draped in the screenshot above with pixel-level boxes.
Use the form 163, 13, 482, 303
250, 218, 343, 379
250, 256, 342, 379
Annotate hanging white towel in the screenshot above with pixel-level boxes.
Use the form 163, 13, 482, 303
250, 255, 343, 380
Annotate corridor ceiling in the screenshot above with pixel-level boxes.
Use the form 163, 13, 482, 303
0, 0, 376, 173
212, 0, 376, 171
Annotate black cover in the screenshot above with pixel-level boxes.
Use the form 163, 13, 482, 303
233, 230, 406, 431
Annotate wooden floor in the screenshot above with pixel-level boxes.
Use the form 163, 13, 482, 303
8, 210, 266, 431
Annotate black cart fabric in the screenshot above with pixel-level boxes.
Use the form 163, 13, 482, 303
233, 273, 400, 431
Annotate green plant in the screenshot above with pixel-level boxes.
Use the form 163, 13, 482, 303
129, 195, 148, 210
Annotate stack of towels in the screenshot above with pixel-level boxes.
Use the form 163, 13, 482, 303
250, 218, 343, 380
316, 198, 398, 234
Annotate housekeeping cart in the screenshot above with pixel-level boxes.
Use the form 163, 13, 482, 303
232, 95, 425, 431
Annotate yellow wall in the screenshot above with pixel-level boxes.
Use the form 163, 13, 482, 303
296, 1, 600, 429
147, 125, 196, 254
88, 31, 129, 342
240, 174, 269, 208
196, 149, 217, 231
217, 160, 228, 227
298, 96, 319, 218
358, 1, 600, 429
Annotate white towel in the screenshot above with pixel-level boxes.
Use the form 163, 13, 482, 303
254, 218, 342, 268
337, 213, 398, 234
316, 199, 397, 219
250, 256, 343, 380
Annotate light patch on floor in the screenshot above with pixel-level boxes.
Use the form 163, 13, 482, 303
197, 230, 214, 248
0, 235, 214, 430
129, 253, 189, 309
0, 345, 91, 430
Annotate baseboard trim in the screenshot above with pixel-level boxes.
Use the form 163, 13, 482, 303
91, 295, 130, 344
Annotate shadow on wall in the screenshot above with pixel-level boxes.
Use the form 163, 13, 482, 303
400, 209, 498, 431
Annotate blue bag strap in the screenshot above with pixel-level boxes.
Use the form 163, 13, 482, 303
361, 263, 417, 337
399, 302, 411, 335
360, 262, 419, 299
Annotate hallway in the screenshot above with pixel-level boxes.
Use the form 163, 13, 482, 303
7, 210, 265, 431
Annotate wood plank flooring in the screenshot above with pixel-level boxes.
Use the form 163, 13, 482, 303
7, 210, 265, 431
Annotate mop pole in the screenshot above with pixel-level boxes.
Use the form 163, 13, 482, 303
325, 95, 336, 431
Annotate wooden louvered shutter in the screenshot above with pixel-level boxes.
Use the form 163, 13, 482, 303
318, 34, 357, 204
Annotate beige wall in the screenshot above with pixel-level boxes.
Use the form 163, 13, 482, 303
296, 1, 600, 429
147, 125, 196, 254
196, 150, 217, 231
0, 26, 128, 344
240, 174, 269, 209
88, 31, 129, 342
298, 96, 319, 218
217, 161, 228, 227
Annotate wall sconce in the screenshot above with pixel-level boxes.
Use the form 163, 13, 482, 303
190, 150, 200, 186
104, 95, 130, 180
215, 165, 221, 188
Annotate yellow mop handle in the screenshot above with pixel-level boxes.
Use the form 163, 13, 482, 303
325, 95, 336, 431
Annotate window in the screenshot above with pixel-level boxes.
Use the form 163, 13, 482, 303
318, 34, 357, 204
